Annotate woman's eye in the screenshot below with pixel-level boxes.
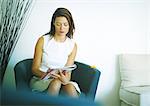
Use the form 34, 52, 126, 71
56, 23, 61, 26
55, 22, 69, 27
64, 23, 68, 26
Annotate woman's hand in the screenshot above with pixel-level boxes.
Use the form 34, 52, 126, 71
50, 73, 60, 79
57, 70, 70, 85
50, 70, 70, 85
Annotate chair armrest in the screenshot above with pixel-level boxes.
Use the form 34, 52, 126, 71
72, 62, 101, 100
14, 59, 33, 91
87, 68, 100, 99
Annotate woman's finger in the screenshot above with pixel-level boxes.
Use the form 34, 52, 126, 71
51, 73, 60, 78
59, 70, 64, 76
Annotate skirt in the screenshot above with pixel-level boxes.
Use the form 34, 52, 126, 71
30, 76, 81, 93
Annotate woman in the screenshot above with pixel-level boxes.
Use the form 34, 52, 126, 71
30, 8, 80, 97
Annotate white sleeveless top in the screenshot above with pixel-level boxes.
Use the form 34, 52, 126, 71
40, 35, 75, 72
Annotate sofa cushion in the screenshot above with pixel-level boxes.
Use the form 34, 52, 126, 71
119, 54, 150, 88
120, 86, 150, 106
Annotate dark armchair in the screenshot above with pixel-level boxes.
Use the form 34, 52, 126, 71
14, 58, 101, 100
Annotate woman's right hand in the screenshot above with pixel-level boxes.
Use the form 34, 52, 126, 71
47, 68, 58, 78
50, 72, 60, 79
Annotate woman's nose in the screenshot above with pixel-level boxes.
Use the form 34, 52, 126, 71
60, 24, 64, 29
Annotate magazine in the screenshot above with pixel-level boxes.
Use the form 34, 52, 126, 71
41, 64, 77, 80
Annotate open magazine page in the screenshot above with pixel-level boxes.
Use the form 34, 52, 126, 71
41, 64, 77, 80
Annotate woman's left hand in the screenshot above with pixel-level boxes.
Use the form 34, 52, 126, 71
58, 70, 70, 85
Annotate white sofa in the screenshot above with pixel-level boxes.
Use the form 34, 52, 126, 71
119, 54, 150, 106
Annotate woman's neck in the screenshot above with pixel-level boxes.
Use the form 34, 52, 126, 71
54, 34, 66, 42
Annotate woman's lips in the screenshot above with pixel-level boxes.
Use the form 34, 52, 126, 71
60, 31, 64, 33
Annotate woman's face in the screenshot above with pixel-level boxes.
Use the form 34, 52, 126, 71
54, 16, 69, 37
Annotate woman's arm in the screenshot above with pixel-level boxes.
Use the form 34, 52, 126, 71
66, 43, 77, 66
32, 36, 45, 78
58, 43, 77, 84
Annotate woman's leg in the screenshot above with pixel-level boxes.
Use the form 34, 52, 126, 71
62, 83, 78, 98
48, 79, 61, 96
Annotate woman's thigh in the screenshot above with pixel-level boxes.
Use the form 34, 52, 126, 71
30, 76, 52, 92
48, 78, 62, 89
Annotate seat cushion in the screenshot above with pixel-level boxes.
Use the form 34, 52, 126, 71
120, 86, 150, 106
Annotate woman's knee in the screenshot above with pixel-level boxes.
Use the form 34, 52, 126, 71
63, 83, 76, 92
62, 83, 78, 97
48, 79, 61, 90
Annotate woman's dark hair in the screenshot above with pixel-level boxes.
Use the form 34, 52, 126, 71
45, 8, 75, 38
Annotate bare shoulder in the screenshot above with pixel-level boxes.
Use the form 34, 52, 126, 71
35, 36, 44, 48
37, 36, 44, 43
36, 36, 44, 45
